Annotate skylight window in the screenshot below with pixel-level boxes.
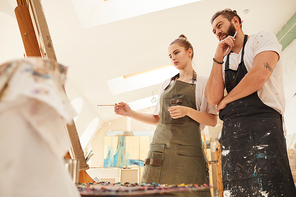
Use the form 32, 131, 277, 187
128, 94, 158, 111
71, 0, 202, 28
106, 65, 178, 95
80, 117, 100, 149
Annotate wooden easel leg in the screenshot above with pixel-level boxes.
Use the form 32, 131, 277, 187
66, 121, 89, 170
215, 144, 223, 197
15, 4, 41, 57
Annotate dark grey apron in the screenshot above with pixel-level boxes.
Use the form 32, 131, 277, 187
219, 35, 296, 196
141, 79, 210, 197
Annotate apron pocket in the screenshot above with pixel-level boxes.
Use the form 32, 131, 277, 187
175, 145, 208, 184
177, 144, 204, 158
175, 155, 208, 184
149, 144, 165, 153
141, 144, 165, 184
162, 95, 187, 124
220, 131, 256, 181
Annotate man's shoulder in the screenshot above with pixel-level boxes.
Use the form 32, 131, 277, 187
247, 30, 282, 56
250, 31, 276, 40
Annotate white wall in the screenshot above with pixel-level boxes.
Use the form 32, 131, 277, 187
282, 39, 296, 135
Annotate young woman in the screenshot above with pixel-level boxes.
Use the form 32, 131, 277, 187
115, 35, 217, 197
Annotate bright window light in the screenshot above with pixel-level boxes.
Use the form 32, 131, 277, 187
128, 94, 158, 111
80, 117, 100, 149
107, 65, 178, 95
71, 0, 202, 28
70, 97, 83, 122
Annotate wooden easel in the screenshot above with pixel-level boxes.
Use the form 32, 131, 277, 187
14, 0, 94, 183
215, 144, 223, 197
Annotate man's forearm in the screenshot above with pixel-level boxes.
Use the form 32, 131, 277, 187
205, 62, 225, 105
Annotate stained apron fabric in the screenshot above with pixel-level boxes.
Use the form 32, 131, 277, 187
141, 80, 210, 197
219, 35, 296, 196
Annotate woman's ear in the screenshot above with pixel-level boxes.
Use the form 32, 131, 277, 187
188, 48, 193, 58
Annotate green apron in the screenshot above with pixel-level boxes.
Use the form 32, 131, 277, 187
141, 80, 210, 197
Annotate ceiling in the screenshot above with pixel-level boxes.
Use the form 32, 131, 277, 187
1, 0, 296, 142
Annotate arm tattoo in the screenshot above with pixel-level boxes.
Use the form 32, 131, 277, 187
263, 62, 273, 73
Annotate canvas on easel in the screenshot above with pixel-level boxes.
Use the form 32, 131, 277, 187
14, 0, 92, 183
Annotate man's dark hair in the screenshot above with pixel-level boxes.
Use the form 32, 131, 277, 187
210, 8, 242, 24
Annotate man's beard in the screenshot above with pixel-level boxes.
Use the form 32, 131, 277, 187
227, 23, 236, 37
219, 23, 237, 41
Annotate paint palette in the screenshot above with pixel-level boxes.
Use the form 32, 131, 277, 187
79, 182, 213, 196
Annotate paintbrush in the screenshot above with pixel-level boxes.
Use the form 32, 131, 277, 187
223, 20, 244, 57
97, 103, 124, 106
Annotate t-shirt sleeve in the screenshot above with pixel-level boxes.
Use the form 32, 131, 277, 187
253, 31, 282, 58
195, 76, 218, 115
195, 76, 218, 131
153, 79, 170, 115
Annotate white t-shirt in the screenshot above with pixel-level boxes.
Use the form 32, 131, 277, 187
222, 31, 285, 114
153, 75, 217, 130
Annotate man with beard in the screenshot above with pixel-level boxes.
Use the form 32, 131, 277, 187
205, 8, 296, 196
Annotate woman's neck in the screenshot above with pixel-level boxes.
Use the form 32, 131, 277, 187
177, 67, 195, 83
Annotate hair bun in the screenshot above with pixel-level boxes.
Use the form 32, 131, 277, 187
178, 34, 187, 40
170, 34, 194, 59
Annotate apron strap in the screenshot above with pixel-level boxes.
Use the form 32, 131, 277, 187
240, 34, 248, 62
165, 71, 197, 90
225, 34, 248, 71
144, 158, 163, 166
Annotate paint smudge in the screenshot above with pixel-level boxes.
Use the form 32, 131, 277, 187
223, 190, 231, 197
222, 150, 230, 156
259, 190, 269, 197
254, 145, 269, 150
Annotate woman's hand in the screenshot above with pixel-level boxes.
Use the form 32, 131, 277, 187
168, 106, 189, 119
114, 102, 159, 125
114, 102, 132, 117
